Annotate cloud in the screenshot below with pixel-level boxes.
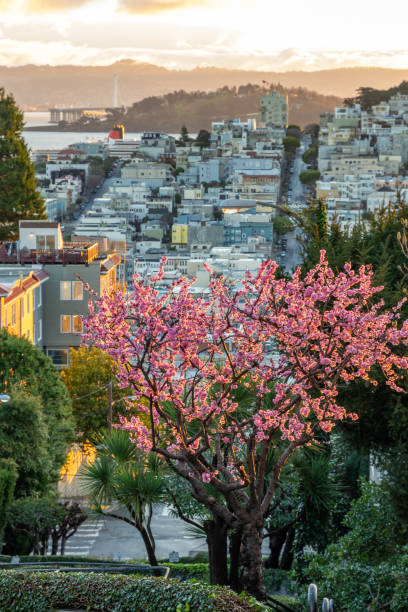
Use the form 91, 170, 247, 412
118, 0, 206, 14
24, 0, 90, 11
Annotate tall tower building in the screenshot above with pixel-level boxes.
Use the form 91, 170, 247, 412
259, 91, 288, 127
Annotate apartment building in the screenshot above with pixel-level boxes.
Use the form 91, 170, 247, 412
259, 91, 288, 127
0, 265, 48, 347
326, 156, 381, 179
0, 221, 121, 367
121, 162, 173, 188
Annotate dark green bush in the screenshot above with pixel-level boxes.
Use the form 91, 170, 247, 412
263, 568, 295, 595
0, 571, 269, 612
303, 483, 408, 611
167, 562, 209, 582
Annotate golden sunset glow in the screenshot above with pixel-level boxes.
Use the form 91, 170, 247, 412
0, 0, 407, 70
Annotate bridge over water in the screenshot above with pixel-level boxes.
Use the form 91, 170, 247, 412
49, 107, 109, 123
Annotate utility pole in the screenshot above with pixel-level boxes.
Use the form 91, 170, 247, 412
107, 378, 113, 433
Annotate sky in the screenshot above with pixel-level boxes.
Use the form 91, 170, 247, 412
1, 0, 408, 71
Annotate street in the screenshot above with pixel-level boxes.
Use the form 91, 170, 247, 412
61, 506, 207, 561
279, 139, 308, 273
62, 159, 121, 237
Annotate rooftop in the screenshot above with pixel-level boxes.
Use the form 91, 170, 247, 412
0, 242, 99, 266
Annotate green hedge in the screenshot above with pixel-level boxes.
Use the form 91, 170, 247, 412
0, 571, 269, 612
0, 555, 209, 581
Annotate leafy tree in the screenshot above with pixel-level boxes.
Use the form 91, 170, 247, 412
263, 440, 363, 578
0, 388, 52, 497
305, 481, 408, 611
173, 167, 184, 178
286, 126, 301, 141
283, 137, 300, 154
196, 129, 211, 148
61, 346, 127, 442
272, 215, 294, 237
0, 88, 46, 240
299, 170, 320, 184
303, 124, 320, 140
0, 330, 74, 483
84, 255, 408, 600
301, 200, 408, 453
298, 199, 329, 269
50, 501, 87, 555
80, 429, 164, 566
302, 145, 318, 165
34, 160, 46, 174
180, 125, 190, 144
5, 497, 66, 555
0, 458, 17, 546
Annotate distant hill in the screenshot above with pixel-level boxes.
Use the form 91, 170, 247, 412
344, 81, 408, 109
29, 84, 342, 132
2, 61, 408, 109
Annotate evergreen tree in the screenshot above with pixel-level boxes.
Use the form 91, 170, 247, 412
0, 88, 46, 240
180, 124, 189, 144
301, 199, 408, 456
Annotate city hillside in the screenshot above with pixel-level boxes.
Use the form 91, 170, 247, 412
37, 84, 342, 132
2, 61, 408, 109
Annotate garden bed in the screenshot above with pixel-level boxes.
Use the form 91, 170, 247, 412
0, 571, 269, 612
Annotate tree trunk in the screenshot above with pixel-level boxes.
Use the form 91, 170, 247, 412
140, 526, 158, 566
265, 528, 287, 569
240, 523, 266, 601
204, 518, 228, 586
229, 528, 242, 592
61, 535, 67, 556
280, 527, 295, 571
51, 532, 60, 555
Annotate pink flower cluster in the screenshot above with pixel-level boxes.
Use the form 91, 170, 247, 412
82, 252, 408, 483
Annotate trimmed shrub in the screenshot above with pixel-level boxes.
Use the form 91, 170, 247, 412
0, 571, 269, 612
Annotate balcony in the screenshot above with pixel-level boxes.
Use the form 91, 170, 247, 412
0, 242, 99, 266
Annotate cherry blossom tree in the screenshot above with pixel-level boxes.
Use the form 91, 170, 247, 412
83, 252, 408, 600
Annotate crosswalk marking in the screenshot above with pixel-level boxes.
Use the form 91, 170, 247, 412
47, 518, 104, 556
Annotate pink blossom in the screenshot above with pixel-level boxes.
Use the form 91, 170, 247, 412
82, 251, 408, 492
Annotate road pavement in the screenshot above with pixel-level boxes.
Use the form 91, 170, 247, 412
279, 140, 308, 273
62, 161, 122, 237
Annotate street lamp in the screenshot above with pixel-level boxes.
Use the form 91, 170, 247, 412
0, 394, 10, 403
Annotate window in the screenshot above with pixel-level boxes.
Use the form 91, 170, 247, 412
60, 281, 71, 301
47, 349, 69, 366
11, 304, 16, 326
61, 315, 82, 334
36, 235, 55, 250
60, 281, 83, 301
35, 286, 42, 308
72, 281, 83, 300
21, 298, 24, 319
61, 315, 71, 333
73, 315, 82, 333
26, 293, 30, 314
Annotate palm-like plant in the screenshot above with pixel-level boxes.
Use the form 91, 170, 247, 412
80, 429, 164, 565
